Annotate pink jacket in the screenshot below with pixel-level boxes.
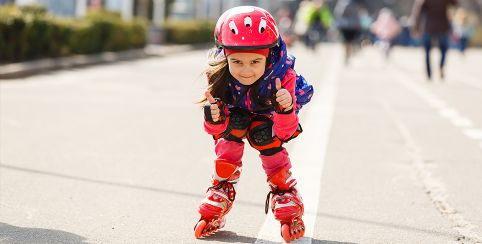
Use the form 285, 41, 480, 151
204, 68, 299, 141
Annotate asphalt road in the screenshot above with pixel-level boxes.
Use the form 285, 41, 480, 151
1, 43, 481, 244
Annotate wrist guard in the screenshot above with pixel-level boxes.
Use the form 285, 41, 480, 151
271, 95, 293, 114
204, 98, 227, 124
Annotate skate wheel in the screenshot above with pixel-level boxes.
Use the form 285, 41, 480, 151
296, 228, 305, 239
293, 229, 301, 239
281, 224, 293, 242
194, 220, 207, 238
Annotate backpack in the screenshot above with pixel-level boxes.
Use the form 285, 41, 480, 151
288, 54, 314, 113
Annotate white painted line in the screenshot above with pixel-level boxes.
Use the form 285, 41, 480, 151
255, 47, 342, 243
428, 99, 446, 109
438, 108, 459, 119
450, 117, 473, 128
390, 66, 482, 243
458, 74, 482, 91
437, 109, 475, 128
392, 66, 482, 141
463, 128, 482, 140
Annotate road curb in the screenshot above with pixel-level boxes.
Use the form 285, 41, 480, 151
0, 43, 210, 79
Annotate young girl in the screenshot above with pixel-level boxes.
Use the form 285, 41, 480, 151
194, 6, 314, 242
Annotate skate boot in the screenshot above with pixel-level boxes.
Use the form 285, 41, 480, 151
265, 167, 305, 242
194, 160, 241, 238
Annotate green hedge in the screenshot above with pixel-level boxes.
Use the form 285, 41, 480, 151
162, 20, 214, 44
0, 5, 147, 63
470, 26, 482, 47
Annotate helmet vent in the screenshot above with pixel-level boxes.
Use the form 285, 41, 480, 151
244, 17, 252, 27
259, 19, 267, 33
229, 20, 238, 34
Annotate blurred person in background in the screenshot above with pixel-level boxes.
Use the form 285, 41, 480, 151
358, 7, 374, 47
277, 6, 296, 47
370, 8, 401, 59
399, 16, 420, 47
334, 0, 364, 65
411, 0, 459, 80
452, 7, 475, 55
294, 0, 313, 48
294, 0, 333, 50
305, 0, 333, 50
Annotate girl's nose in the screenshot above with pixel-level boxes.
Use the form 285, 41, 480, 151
239, 66, 253, 75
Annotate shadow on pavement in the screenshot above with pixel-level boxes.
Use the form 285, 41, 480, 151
312, 240, 356, 244
0, 163, 457, 241
198, 230, 258, 243
198, 231, 356, 243
0, 163, 265, 208
314, 212, 458, 240
0, 222, 89, 244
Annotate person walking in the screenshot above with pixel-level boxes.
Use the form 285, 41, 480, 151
452, 7, 474, 55
371, 8, 401, 59
334, 0, 364, 65
305, 0, 333, 50
411, 0, 458, 80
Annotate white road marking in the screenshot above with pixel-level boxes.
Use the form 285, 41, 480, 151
428, 98, 447, 109
463, 128, 482, 140
390, 67, 482, 243
450, 117, 473, 128
438, 108, 459, 119
457, 73, 482, 91
255, 47, 342, 243
391, 66, 482, 147
437, 109, 474, 128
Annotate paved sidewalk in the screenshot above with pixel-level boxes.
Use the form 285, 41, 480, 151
1, 43, 481, 243
0, 44, 209, 79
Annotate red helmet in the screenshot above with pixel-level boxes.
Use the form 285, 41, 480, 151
214, 6, 279, 50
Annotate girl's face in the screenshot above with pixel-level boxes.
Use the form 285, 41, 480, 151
227, 52, 266, 86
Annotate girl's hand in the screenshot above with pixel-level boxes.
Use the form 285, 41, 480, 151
274, 78, 293, 112
204, 90, 223, 123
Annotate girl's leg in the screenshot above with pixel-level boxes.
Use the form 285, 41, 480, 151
263, 149, 305, 242
259, 148, 291, 178
246, 115, 304, 241
195, 139, 244, 238
214, 139, 244, 167
195, 108, 251, 238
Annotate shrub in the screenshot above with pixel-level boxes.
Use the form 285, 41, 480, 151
18, 4, 47, 16
470, 26, 482, 47
162, 20, 214, 44
0, 5, 27, 61
0, 5, 148, 63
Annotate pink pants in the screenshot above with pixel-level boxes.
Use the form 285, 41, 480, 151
214, 138, 292, 178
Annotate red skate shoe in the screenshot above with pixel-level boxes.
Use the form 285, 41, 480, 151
194, 160, 241, 238
265, 167, 305, 242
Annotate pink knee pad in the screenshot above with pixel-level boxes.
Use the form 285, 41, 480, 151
215, 139, 244, 167
259, 148, 292, 177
